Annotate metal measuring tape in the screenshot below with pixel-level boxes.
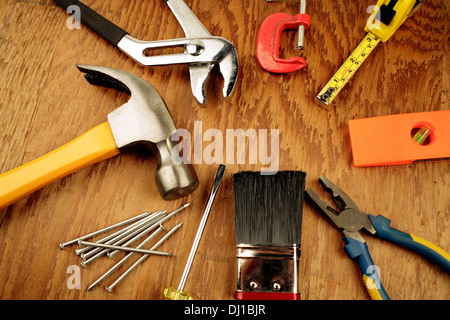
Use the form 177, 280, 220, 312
315, 0, 423, 107
316, 32, 381, 107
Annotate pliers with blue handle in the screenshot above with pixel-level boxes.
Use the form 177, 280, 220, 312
305, 176, 450, 300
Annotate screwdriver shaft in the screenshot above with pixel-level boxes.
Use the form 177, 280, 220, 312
177, 165, 225, 292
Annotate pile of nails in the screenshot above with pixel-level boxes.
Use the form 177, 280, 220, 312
59, 203, 190, 292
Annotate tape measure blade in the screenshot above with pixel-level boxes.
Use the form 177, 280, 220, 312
316, 32, 380, 107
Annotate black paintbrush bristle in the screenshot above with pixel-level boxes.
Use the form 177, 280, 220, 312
233, 171, 306, 245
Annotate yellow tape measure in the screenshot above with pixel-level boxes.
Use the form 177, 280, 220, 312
315, 0, 421, 107
316, 32, 381, 107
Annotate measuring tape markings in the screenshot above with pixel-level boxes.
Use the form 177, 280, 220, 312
316, 32, 381, 107
315, 0, 421, 107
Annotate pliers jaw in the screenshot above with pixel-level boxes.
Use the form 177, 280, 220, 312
164, 0, 239, 105
305, 176, 376, 242
306, 176, 450, 300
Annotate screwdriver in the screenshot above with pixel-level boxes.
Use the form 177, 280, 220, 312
164, 164, 226, 300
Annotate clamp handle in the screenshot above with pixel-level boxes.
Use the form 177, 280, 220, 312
256, 13, 310, 73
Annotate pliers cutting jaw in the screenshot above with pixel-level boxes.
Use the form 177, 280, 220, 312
165, 0, 239, 104
305, 176, 376, 242
306, 176, 450, 300
306, 176, 389, 300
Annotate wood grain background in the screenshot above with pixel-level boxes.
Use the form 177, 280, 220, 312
0, 0, 448, 300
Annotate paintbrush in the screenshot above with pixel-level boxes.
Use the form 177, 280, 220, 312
233, 171, 306, 300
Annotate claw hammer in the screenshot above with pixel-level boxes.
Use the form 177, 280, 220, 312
0, 65, 199, 210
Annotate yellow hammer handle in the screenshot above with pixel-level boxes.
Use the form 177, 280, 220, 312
0, 122, 120, 210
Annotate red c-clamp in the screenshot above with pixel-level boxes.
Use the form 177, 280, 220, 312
256, 12, 310, 73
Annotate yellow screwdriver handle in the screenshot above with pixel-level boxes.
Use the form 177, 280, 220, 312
0, 122, 120, 210
164, 287, 194, 300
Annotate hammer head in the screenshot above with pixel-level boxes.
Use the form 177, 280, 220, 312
76, 64, 199, 200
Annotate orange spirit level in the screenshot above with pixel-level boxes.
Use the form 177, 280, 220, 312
348, 110, 450, 167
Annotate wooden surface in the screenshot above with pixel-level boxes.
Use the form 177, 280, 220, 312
0, 0, 448, 300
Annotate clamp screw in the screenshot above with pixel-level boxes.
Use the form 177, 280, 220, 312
296, 0, 307, 50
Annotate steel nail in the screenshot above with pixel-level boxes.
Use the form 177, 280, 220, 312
78, 240, 172, 256
80, 212, 165, 262
86, 202, 190, 291
80, 219, 162, 267
59, 210, 156, 249
106, 202, 190, 258
74, 210, 165, 255
107, 220, 167, 259
86, 225, 165, 291
105, 222, 182, 293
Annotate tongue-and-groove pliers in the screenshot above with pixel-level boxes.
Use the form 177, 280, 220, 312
305, 176, 450, 300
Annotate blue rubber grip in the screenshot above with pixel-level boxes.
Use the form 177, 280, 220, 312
343, 236, 390, 300
369, 214, 450, 274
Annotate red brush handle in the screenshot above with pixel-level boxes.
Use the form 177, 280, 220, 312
234, 291, 300, 300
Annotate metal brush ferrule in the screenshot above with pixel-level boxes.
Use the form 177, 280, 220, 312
235, 244, 300, 298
